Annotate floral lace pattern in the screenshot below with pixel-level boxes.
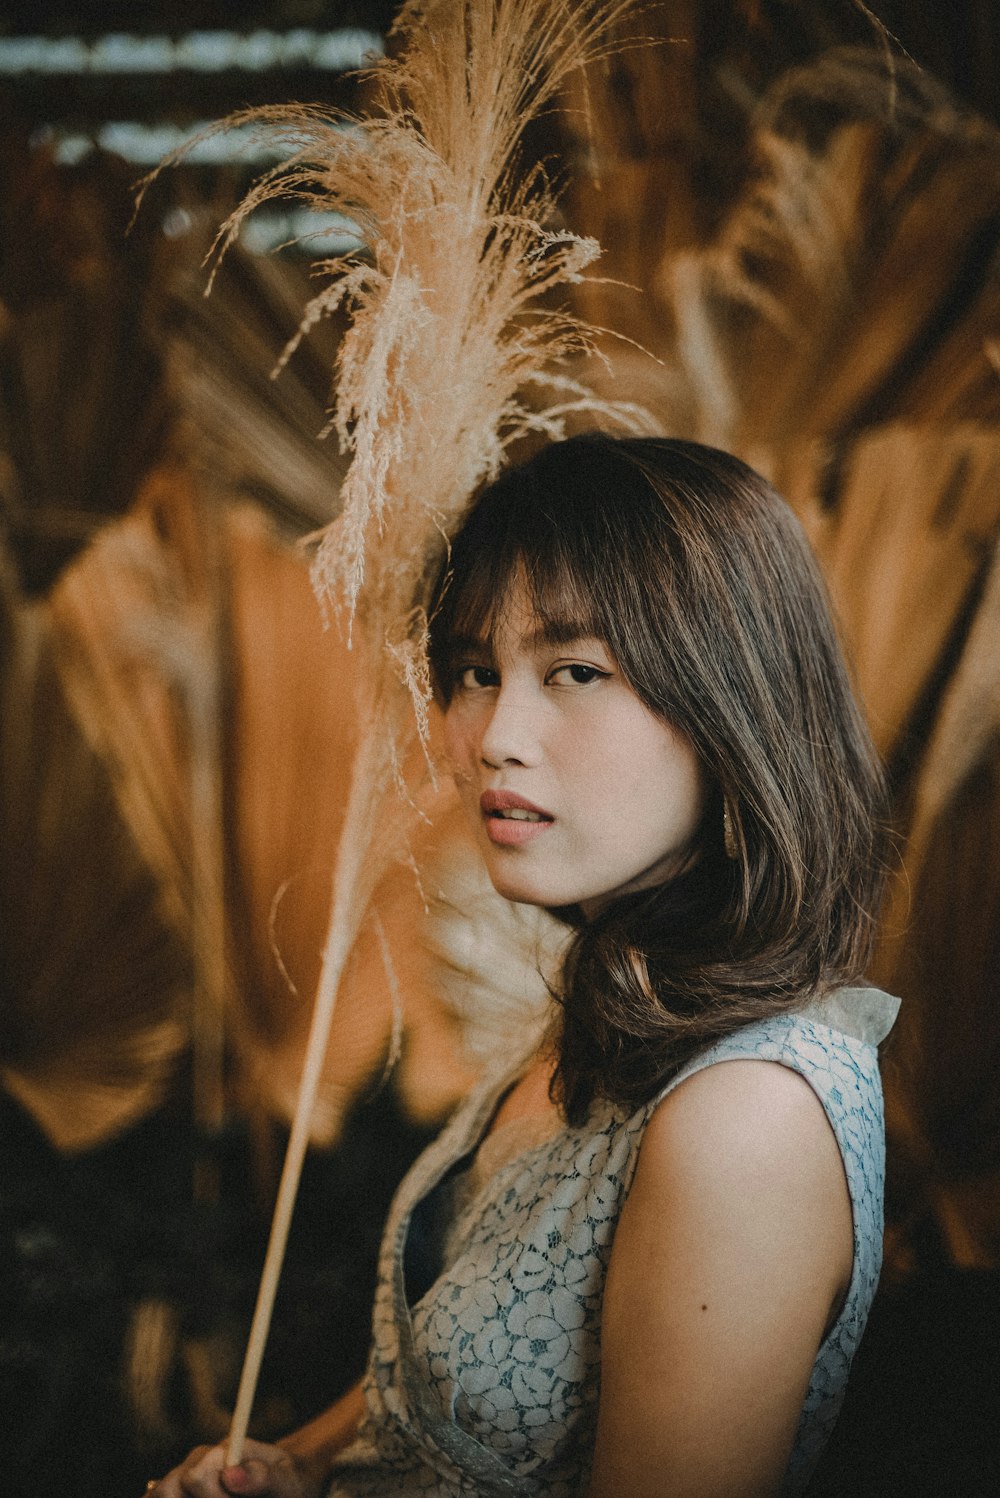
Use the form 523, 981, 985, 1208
328, 988, 897, 1497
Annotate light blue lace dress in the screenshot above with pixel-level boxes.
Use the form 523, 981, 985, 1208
327, 986, 899, 1497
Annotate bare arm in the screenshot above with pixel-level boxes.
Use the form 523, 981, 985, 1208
146, 1380, 366, 1497
588, 1060, 853, 1498
280, 1381, 367, 1479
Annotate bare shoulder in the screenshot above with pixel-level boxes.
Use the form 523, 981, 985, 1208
643, 1056, 842, 1182
629, 1057, 852, 1298
591, 1060, 855, 1496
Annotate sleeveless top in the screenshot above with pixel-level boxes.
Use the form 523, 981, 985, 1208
327, 985, 899, 1497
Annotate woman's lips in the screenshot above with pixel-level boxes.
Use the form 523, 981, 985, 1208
480, 789, 554, 846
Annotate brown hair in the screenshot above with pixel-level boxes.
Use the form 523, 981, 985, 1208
429, 434, 888, 1124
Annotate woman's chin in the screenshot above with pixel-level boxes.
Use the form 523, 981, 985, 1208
488, 880, 551, 908
484, 867, 592, 911
483, 865, 565, 909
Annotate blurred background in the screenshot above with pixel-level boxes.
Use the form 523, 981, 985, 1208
1, 3, 998, 1494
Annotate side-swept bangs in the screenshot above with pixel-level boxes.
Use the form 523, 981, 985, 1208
428, 451, 615, 698
429, 436, 726, 719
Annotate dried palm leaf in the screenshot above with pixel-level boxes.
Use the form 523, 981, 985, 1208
0, 540, 188, 1151
778, 424, 1000, 764
872, 532, 1000, 1264
161, 229, 349, 532
0, 143, 173, 590
653, 48, 1000, 454
9, 469, 562, 1162
877, 747, 1000, 1272
46, 468, 233, 1159
902, 535, 1000, 872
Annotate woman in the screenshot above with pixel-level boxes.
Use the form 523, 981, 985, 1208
153, 435, 897, 1497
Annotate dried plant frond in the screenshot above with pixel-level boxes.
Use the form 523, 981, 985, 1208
139, 0, 654, 1130
143, 0, 648, 701
0, 539, 189, 1151
782, 425, 1000, 762
904, 530, 1000, 869
184, 6, 655, 1453
656, 46, 1000, 459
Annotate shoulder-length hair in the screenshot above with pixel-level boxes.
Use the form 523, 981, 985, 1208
428, 434, 889, 1124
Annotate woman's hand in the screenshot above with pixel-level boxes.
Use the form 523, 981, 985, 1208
145, 1380, 366, 1498
145, 1439, 323, 1498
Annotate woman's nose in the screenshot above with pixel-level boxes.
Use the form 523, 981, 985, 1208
479, 685, 541, 767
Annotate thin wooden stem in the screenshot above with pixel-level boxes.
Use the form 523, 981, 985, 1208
225, 711, 383, 1465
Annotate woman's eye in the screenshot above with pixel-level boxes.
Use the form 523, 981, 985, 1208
455, 664, 499, 690
548, 663, 608, 686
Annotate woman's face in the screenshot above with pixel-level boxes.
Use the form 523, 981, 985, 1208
442, 577, 707, 917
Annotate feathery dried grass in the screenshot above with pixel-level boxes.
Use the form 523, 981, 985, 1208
163, 5, 655, 1449
145, 0, 650, 689
139, 0, 655, 1105
137, 0, 655, 1042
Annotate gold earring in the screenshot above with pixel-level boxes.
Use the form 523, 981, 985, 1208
722, 799, 739, 860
